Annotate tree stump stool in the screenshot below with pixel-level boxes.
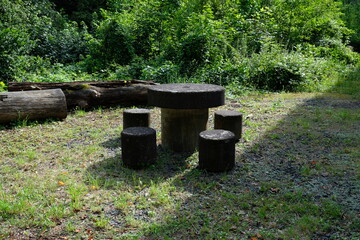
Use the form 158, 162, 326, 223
123, 109, 150, 129
121, 127, 157, 169
198, 129, 235, 172
214, 110, 243, 141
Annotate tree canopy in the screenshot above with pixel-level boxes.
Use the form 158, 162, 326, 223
0, 0, 359, 91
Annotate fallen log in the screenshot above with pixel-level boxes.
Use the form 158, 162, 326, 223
8, 80, 157, 110
0, 89, 67, 124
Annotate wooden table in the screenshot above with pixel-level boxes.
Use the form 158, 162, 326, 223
148, 83, 225, 152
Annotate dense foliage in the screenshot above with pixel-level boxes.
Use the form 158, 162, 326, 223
342, 0, 360, 52
0, 0, 359, 91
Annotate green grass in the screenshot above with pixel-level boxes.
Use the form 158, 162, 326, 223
329, 66, 360, 100
0, 77, 359, 239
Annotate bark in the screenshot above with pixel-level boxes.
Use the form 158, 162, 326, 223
0, 89, 67, 124
8, 80, 157, 110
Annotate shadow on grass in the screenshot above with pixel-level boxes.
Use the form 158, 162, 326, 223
86, 68, 360, 239
86, 137, 194, 188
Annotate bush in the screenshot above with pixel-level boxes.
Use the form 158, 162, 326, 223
13, 62, 95, 83
191, 60, 248, 86
0, 27, 34, 82
30, 22, 89, 64
1, 0, 359, 91
140, 61, 180, 83
0, 0, 89, 81
268, 0, 349, 50
86, 17, 135, 71
246, 48, 342, 91
307, 39, 360, 65
341, 0, 360, 52
0, 81, 7, 92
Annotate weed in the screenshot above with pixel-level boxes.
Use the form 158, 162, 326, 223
294, 118, 311, 130
149, 181, 175, 206
94, 215, 110, 229
271, 99, 284, 110
335, 109, 358, 121
300, 164, 314, 177
66, 184, 88, 211
74, 109, 86, 117
66, 220, 78, 233
268, 133, 280, 139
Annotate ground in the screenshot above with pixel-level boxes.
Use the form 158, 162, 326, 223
0, 82, 359, 239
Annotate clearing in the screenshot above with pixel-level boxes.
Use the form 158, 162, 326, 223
0, 78, 359, 239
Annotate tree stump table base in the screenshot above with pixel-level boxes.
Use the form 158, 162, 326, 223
161, 108, 208, 152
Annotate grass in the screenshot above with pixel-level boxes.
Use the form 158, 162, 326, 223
0, 75, 359, 239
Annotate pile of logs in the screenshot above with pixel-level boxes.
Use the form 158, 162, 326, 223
0, 80, 156, 124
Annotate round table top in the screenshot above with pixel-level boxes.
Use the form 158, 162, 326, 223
148, 83, 225, 109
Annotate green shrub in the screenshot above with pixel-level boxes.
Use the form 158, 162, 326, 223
341, 0, 360, 52
13, 62, 95, 83
306, 39, 360, 65
192, 60, 248, 86
30, 22, 88, 64
268, 0, 349, 50
140, 61, 180, 83
107, 65, 132, 81
1, 0, 358, 91
88, 18, 134, 67
246, 48, 342, 91
0, 0, 89, 81
0, 81, 7, 92
0, 26, 34, 82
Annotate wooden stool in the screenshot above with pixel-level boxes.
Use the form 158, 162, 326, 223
123, 109, 150, 129
214, 110, 243, 141
121, 127, 157, 169
198, 129, 235, 172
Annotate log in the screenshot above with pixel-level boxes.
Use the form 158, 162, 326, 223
0, 89, 67, 124
8, 80, 157, 110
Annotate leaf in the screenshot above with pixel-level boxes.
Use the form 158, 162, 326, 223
229, 226, 237, 231
256, 233, 263, 239
58, 181, 65, 186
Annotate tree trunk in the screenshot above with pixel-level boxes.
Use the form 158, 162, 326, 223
8, 80, 157, 110
0, 89, 67, 124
